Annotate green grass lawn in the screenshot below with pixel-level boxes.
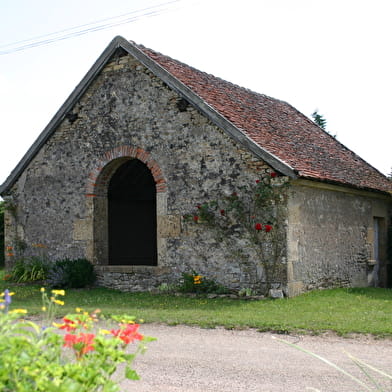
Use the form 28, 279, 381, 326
2, 271, 392, 336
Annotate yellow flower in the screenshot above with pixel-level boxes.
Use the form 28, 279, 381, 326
100, 329, 111, 335
53, 299, 65, 306
9, 308, 28, 314
41, 306, 47, 312
1, 291, 15, 296
75, 307, 83, 313
40, 287, 45, 293
51, 289, 65, 296
193, 275, 202, 284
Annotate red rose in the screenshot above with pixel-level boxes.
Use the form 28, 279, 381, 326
270, 172, 277, 178
193, 215, 199, 222
265, 224, 272, 232
220, 209, 225, 216
256, 179, 260, 183
255, 223, 262, 231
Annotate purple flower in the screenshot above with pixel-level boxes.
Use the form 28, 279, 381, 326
4, 289, 12, 306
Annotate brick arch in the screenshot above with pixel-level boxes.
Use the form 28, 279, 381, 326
85, 145, 167, 197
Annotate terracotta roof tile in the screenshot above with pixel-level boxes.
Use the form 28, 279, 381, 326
137, 44, 391, 194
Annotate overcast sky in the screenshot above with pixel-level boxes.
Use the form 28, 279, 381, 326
1, 0, 391, 192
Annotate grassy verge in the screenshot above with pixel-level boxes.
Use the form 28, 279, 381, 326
2, 271, 392, 336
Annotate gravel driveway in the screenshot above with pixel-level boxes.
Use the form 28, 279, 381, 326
122, 324, 392, 392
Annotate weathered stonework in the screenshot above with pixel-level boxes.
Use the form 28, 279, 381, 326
287, 181, 391, 296
3, 52, 282, 293
2, 41, 391, 296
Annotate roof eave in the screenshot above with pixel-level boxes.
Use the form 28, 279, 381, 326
0, 37, 124, 195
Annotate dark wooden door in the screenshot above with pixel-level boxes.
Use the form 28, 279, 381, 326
108, 159, 157, 266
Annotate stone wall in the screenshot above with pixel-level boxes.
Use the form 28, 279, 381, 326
4, 51, 284, 293
286, 181, 391, 296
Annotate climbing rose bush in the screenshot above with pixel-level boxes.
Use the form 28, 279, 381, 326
0, 289, 154, 392
183, 173, 288, 294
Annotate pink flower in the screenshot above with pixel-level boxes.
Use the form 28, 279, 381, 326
255, 223, 263, 231
265, 225, 272, 232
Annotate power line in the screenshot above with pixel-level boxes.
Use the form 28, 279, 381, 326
0, 0, 184, 55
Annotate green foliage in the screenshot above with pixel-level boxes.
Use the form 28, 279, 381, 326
46, 258, 96, 288
311, 110, 327, 130
184, 174, 289, 294
10, 257, 50, 283
0, 201, 4, 267
238, 287, 257, 297
179, 272, 230, 294
0, 289, 154, 392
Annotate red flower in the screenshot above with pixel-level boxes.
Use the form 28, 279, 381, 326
270, 172, 277, 178
231, 192, 237, 197
193, 215, 199, 222
196, 205, 201, 209
220, 209, 225, 216
64, 333, 95, 359
255, 223, 263, 231
110, 323, 143, 345
265, 224, 272, 232
58, 318, 78, 332
255, 179, 260, 183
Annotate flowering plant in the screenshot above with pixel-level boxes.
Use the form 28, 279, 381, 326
179, 271, 229, 294
0, 289, 154, 392
183, 172, 288, 295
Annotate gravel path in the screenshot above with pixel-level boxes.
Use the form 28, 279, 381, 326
122, 324, 392, 392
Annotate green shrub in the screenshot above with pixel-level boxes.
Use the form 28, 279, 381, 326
10, 257, 50, 283
47, 258, 96, 288
179, 272, 229, 294
0, 201, 4, 267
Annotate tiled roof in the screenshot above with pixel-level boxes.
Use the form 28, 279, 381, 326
138, 44, 392, 194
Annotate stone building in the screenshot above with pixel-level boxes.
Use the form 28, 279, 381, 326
1, 36, 391, 296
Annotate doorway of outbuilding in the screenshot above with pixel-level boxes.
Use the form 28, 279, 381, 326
108, 159, 157, 266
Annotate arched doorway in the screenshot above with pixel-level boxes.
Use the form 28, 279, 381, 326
108, 159, 157, 265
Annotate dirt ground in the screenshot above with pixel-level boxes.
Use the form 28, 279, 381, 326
123, 324, 392, 392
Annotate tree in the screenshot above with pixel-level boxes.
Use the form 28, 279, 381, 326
0, 201, 4, 267
311, 110, 327, 130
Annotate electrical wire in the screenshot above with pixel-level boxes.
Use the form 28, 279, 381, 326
0, 0, 184, 55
